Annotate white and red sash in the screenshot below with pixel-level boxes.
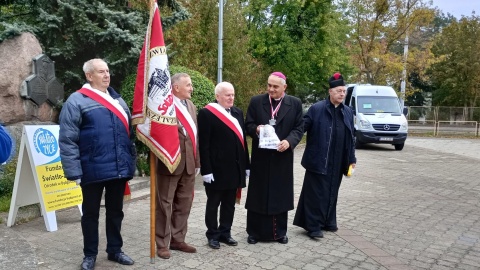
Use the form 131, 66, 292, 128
204, 103, 245, 149
77, 84, 131, 197
173, 96, 198, 157
77, 84, 130, 136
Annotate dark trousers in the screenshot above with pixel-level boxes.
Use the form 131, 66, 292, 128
205, 188, 236, 240
81, 179, 126, 257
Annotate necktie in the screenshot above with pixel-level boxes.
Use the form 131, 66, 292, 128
226, 108, 231, 114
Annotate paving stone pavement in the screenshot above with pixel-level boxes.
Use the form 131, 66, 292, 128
1, 137, 479, 270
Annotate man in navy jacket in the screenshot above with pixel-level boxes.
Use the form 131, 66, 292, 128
59, 59, 136, 270
293, 72, 356, 239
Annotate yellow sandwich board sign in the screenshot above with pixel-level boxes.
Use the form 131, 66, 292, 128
7, 125, 82, 231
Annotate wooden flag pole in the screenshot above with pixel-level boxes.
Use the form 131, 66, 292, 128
150, 150, 156, 263
148, 1, 156, 264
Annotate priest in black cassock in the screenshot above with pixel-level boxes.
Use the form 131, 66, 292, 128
293, 72, 356, 239
245, 72, 304, 244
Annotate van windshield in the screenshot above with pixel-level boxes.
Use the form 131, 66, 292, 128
357, 96, 401, 114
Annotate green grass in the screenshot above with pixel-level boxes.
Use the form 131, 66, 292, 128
0, 196, 11, 212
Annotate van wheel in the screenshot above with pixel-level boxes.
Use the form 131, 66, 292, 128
394, 143, 404, 151
354, 137, 363, 149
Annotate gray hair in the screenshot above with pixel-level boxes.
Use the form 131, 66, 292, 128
215, 81, 234, 95
171, 73, 190, 86
268, 74, 286, 85
83, 58, 107, 74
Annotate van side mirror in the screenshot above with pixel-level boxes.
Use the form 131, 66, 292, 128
403, 107, 408, 116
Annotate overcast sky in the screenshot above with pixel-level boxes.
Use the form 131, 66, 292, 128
431, 0, 480, 18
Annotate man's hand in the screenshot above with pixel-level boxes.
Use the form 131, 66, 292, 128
277, 140, 290, 152
256, 125, 264, 135
74, 179, 81, 185
195, 168, 200, 176
202, 174, 214, 184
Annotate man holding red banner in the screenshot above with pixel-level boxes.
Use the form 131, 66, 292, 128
155, 73, 200, 259
59, 59, 136, 270
197, 82, 250, 249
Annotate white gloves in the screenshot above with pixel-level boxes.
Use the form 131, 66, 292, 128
74, 179, 81, 185
202, 174, 214, 183
246, 170, 250, 178
195, 168, 200, 176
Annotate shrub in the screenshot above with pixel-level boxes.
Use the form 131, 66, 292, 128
0, 160, 16, 197
0, 145, 18, 212
168, 65, 215, 109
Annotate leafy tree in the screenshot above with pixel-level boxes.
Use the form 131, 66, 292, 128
165, 0, 264, 110
243, 0, 353, 102
402, 10, 455, 106
429, 15, 480, 107
1, 0, 145, 94
340, 0, 434, 90
0, 0, 190, 97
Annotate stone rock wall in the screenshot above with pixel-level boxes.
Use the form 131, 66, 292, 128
0, 33, 59, 125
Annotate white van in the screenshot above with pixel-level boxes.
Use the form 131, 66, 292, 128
344, 84, 408, 150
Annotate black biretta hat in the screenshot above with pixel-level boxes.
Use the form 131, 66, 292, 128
329, 72, 345, 88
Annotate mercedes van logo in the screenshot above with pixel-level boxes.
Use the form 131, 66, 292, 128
383, 124, 390, 130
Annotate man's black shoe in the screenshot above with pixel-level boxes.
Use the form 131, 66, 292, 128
107, 252, 134, 265
277, 236, 288, 244
208, 239, 220, 249
81, 256, 96, 270
324, 226, 338, 232
307, 230, 324, 239
247, 235, 258, 244
219, 236, 238, 246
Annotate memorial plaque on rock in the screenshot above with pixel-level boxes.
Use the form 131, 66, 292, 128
21, 54, 64, 106
47, 78, 64, 106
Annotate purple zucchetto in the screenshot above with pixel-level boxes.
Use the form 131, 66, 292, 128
270, 72, 286, 81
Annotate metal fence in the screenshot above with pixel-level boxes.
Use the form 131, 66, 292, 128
407, 106, 480, 137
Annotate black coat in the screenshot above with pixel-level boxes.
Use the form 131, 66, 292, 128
301, 99, 356, 175
198, 106, 250, 190
245, 94, 304, 215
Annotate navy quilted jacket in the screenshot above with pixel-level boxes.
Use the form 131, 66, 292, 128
301, 98, 356, 175
59, 86, 136, 186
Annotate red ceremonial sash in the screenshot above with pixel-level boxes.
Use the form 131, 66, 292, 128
78, 88, 130, 136
205, 104, 244, 204
77, 88, 131, 196
175, 105, 197, 158
204, 104, 245, 149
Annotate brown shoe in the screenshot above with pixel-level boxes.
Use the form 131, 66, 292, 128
157, 247, 171, 259
170, 242, 197, 253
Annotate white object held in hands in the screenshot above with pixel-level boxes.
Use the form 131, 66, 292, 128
259, 125, 280, 149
